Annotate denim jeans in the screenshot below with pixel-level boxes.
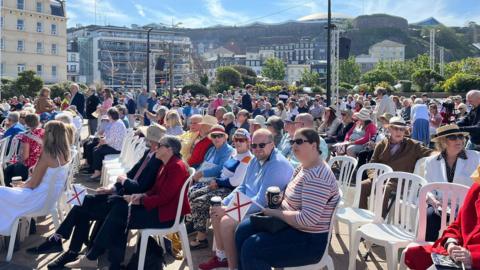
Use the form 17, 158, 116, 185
235, 217, 328, 270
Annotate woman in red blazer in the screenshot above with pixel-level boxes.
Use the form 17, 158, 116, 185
405, 183, 480, 270
65, 135, 191, 270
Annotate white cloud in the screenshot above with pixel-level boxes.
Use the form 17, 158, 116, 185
134, 4, 146, 18
67, 0, 132, 26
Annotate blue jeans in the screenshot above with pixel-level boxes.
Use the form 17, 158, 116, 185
235, 217, 328, 270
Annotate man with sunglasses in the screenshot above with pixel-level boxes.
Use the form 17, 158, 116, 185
457, 90, 480, 151
359, 116, 433, 217
206, 129, 293, 270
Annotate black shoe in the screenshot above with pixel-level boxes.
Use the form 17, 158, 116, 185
26, 237, 63, 254
48, 251, 78, 269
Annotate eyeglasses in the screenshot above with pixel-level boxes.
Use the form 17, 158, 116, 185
289, 139, 311, 146
446, 134, 465, 141
233, 138, 248, 143
158, 144, 170, 148
250, 142, 271, 149
211, 133, 225, 139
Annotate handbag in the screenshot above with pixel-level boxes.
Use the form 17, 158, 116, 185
250, 213, 289, 234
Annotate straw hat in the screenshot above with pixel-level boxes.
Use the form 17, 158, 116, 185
471, 165, 480, 184
138, 123, 166, 143
353, 108, 372, 121
388, 116, 408, 128
431, 124, 469, 143
248, 115, 266, 127
208, 124, 228, 138
378, 113, 393, 122
199, 115, 218, 126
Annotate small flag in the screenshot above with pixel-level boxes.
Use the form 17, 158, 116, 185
225, 192, 255, 222
67, 184, 87, 206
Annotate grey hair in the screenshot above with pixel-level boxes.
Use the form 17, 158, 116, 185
8, 112, 20, 123
159, 135, 182, 158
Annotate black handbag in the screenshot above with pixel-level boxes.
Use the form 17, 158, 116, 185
250, 213, 289, 234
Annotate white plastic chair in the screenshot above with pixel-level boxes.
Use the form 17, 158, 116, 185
327, 156, 358, 207
348, 172, 427, 270
284, 199, 340, 270
137, 167, 195, 270
3, 135, 20, 169
3, 159, 73, 262
0, 137, 9, 186
413, 157, 427, 178
334, 163, 393, 251
399, 182, 469, 270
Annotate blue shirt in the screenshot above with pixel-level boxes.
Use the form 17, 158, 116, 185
3, 122, 25, 139
223, 149, 294, 214
201, 143, 234, 178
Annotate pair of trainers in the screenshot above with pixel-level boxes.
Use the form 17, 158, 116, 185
199, 256, 228, 270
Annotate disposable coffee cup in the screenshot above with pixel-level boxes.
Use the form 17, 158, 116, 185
266, 186, 282, 209
11, 176, 22, 186
210, 196, 222, 207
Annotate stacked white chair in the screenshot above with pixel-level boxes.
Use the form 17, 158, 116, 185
3, 135, 20, 169
399, 182, 469, 270
327, 156, 358, 208
348, 172, 427, 270
56, 150, 79, 221
334, 163, 393, 251
3, 159, 74, 262
137, 168, 195, 270
284, 199, 340, 270
0, 137, 9, 186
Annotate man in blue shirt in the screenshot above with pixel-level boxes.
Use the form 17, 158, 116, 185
199, 129, 293, 270
2, 112, 26, 155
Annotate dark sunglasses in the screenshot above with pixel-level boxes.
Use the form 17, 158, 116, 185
250, 142, 271, 149
446, 134, 465, 141
234, 138, 248, 143
211, 134, 225, 139
289, 139, 311, 146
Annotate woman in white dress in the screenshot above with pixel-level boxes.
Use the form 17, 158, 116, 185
0, 120, 71, 235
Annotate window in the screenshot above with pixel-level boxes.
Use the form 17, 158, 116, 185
0, 17, 3, 28
17, 0, 24, 10
0, 38, 4, 50
52, 65, 57, 77
0, 63, 4, 75
69, 65, 76, 72
51, 24, 57, 35
36, 22, 43, 32
36, 65, 43, 75
36, 2, 42, 12
17, 64, 26, 74
69, 53, 76, 62
17, 19, 24, 31
17, 40, 24, 52
36, 42, 43, 53
51, 43, 57, 55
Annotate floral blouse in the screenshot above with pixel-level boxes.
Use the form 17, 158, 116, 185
17, 128, 45, 168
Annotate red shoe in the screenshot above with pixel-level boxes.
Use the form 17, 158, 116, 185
198, 256, 228, 270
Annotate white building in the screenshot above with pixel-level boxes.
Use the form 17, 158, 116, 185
66, 40, 85, 83
355, 54, 379, 73
286, 64, 309, 84
369, 40, 405, 62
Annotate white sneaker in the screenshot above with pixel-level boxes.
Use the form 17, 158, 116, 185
64, 254, 98, 269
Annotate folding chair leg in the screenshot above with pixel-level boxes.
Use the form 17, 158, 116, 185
386, 245, 399, 270
179, 224, 194, 270
6, 219, 19, 262
137, 233, 149, 270
348, 232, 362, 270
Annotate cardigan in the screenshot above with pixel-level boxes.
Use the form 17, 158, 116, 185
345, 122, 377, 145
201, 142, 234, 178
143, 156, 191, 222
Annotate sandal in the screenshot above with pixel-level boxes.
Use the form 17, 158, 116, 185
189, 239, 208, 250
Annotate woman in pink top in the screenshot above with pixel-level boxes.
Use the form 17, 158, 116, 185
344, 108, 377, 157
99, 88, 113, 115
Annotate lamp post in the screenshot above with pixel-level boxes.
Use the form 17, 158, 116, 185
326, 0, 332, 106
145, 27, 153, 93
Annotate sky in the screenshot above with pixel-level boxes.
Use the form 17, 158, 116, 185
67, 0, 480, 29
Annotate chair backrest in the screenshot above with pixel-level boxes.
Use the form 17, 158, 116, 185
4, 135, 20, 163
118, 128, 135, 162
327, 156, 358, 196
172, 167, 195, 227
414, 157, 428, 178
416, 182, 469, 242
38, 158, 74, 215
0, 137, 9, 165
373, 172, 427, 233
352, 163, 393, 208
124, 136, 146, 169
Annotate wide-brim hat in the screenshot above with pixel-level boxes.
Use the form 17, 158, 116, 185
471, 165, 480, 184
431, 124, 469, 142
248, 115, 266, 127
353, 108, 371, 121
199, 115, 218, 126
209, 124, 228, 137
138, 123, 166, 143
325, 105, 337, 113
388, 116, 408, 128
378, 113, 393, 122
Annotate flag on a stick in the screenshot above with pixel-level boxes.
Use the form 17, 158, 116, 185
67, 184, 87, 206
225, 192, 262, 222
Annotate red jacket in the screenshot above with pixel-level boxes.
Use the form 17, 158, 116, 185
187, 136, 212, 167
344, 122, 377, 145
143, 155, 191, 222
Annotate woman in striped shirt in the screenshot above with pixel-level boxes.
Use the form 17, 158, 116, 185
235, 128, 340, 270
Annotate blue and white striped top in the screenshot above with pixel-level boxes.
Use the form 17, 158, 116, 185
281, 161, 340, 233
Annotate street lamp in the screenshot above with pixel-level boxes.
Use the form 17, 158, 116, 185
326, 0, 332, 106
145, 27, 153, 93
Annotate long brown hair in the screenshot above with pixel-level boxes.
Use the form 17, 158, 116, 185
43, 120, 71, 162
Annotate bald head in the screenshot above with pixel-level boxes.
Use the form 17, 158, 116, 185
189, 114, 203, 132
466, 90, 480, 108
295, 113, 314, 129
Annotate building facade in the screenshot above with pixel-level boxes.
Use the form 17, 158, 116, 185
369, 40, 405, 62
286, 64, 309, 84
66, 40, 84, 83
0, 0, 67, 83
68, 25, 193, 90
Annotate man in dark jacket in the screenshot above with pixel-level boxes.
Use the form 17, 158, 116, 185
458, 90, 480, 151
69, 83, 85, 117
27, 125, 166, 269
241, 84, 253, 112
85, 88, 101, 135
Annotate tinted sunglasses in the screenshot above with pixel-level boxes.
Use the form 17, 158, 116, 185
446, 134, 465, 141
211, 133, 225, 139
289, 139, 311, 146
250, 142, 271, 149
234, 138, 248, 143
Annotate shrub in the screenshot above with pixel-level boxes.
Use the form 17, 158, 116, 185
360, 69, 396, 87
182, 84, 210, 97
442, 73, 480, 93
398, 80, 413, 92
411, 69, 444, 92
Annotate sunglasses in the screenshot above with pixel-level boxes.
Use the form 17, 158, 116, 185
446, 134, 465, 141
234, 138, 248, 143
289, 139, 311, 146
211, 134, 225, 139
250, 142, 271, 149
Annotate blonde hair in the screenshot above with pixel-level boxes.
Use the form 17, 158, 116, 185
434, 136, 465, 152
165, 110, 182, 128
43, 120, 71, 162
39, 87, 51, 97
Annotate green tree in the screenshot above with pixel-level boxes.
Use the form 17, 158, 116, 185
261, 57, 285, 80
442, 73, 480, 93
444, 58, 480, 80
411, 69, 444, 92
14, 70, 44, 98
339, 56, 361, 84
49, 82, 71, 99
200, 73, 209, 86
360, 69, 396, 87
182, 84, 210, 96
215, 66, 242, 87
300, 68, 320, 87
232, 65, 257, 85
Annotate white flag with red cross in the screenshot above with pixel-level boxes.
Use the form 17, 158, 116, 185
225, 191, 261, 222
67, 184, 87, 206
